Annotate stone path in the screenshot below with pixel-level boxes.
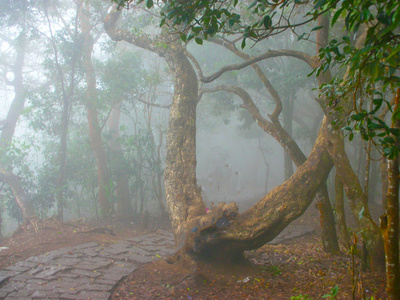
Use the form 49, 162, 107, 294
0, 224, 315, 300
0, 229, 176, 300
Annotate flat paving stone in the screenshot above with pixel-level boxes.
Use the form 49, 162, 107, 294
0, 230, 176, 300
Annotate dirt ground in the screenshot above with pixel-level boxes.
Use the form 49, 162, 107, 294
111, 234, 387, 300
0, 208, 388, 300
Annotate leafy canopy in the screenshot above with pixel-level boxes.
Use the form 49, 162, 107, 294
112, 0, 400, 156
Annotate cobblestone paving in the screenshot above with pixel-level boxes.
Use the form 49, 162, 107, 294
0, 229, 175, 300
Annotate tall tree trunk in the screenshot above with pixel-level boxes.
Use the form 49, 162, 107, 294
163, 44, 206, 244
325, 128, 384, 265
380, 156, 388, 208
335, 171, 351, 248
283, 96, 294, 180
155, 126, 167, 216
0, 205, 3, 237
0, 14, 37, 222
0, 31, 26, 149
108, 102, 134, 219
79, 2, 113, 220
381, 88, 400, 299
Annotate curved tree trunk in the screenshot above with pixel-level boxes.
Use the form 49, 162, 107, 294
163, 44, 206, 244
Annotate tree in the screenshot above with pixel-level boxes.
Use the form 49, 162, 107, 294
79, 0, 113, 219
0, 0, 37, 222
127, 0, 398, 295
106, 2, 341, 260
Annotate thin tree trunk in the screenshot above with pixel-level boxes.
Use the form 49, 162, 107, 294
325, 128, 384, 265
156, 126, 167, 216
0, 30, 26, 150
108, 103, 134, 219
335, 171, 351, 248
381, 88, 400, 299
380, 156, 388, 208
283, 95, 294, 180
79, 2, 113, 220
0, 206, 3, 237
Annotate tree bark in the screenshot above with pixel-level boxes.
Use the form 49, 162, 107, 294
283, 96, 294, 180
380, 156, 388, 208
325, 128, 384, 265
163, 43, 206, 244
381, 88, 400, 299
335, 171, 351, 248
79, 2, 113, 219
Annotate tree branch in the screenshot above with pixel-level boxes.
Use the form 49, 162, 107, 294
201, 48, 316, 83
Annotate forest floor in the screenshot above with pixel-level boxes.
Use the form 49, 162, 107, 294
0, 205, 387, 300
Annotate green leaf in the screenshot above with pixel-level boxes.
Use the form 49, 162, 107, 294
194, 37, 203, 45
146, 0, 153, 9
263, 15, 272, 29
314, 0, 326, 9
192, 26, 202, 33
377, 11, 391, 25
241, 37, 246, 49
297, 32, 307, 41
311, 25, 324, 32
332, 8, 344, 25
248, 0, 258, 10
351, 112, 366, 121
